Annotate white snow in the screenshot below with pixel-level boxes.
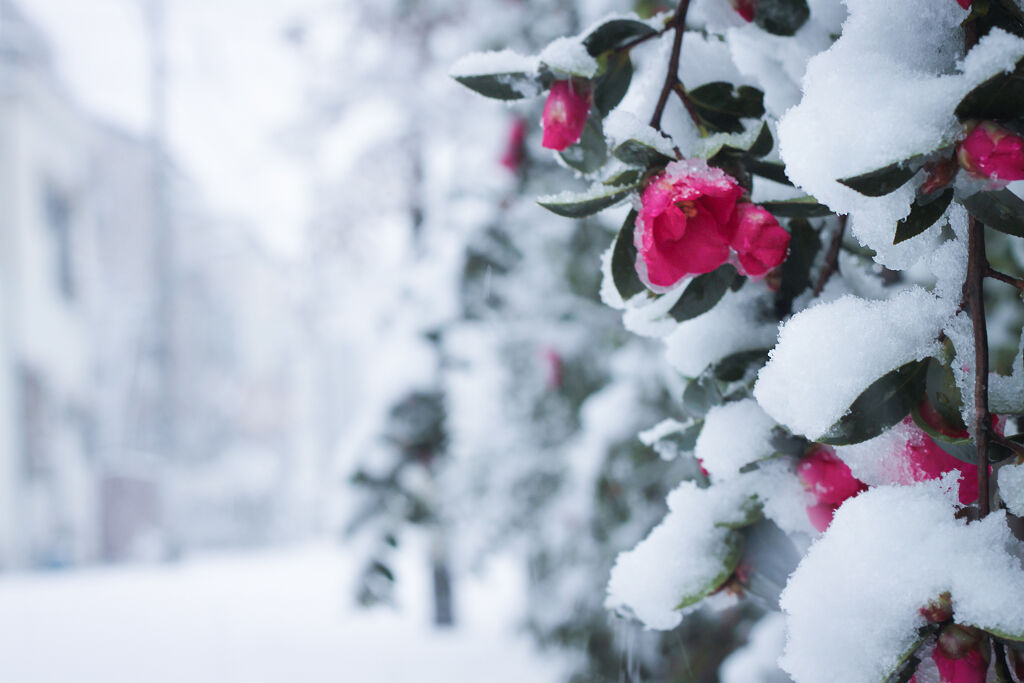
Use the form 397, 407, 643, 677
665, 285, 780, 378
754, 288, 951, 439
449, 49, 540, 78
780, 479, 1024, 683
0, 542, 563, 683
719, 612, 789, 683
695, 399, 777, 481
538, 37, 599, 78
999, 463, 1024, 517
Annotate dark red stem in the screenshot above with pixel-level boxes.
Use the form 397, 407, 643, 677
966, 215, 991, 517
649, 0, 690, 130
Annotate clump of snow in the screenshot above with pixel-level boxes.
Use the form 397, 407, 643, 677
745, 460, 817, 537
777, 2, 1024, 269
754, 288, 951, 439
606, 480, 751, 630
604, 109, 678, 158
780, 479, 1024, 683
665, 285, 779, 377
449, 49, 539, 78
622, 287, 685, 338
833, 420, 918, 487
695, 399, 777, 481
638, 418, 687, 446
719, 612, 790, 683
999, 463, 1024, 517
539, 37, 599, 78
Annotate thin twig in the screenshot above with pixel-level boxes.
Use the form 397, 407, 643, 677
812, 216, 847, 297
649, 0, 690, 130
986, 267, 1024, 293
966, 215, 992, 517
672, 82, 705, 131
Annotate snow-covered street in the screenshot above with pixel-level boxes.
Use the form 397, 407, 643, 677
0, 542, 561, 683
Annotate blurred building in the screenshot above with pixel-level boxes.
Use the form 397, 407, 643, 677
0, 1, 320, 569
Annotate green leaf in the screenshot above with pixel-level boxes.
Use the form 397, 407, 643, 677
537, 184, 636, 218
746, 123, 774, 158
990, 433, 1024, 463
754, 0, 811, 36
819, 360, 929, 445
668, 264, 738, 322
770, 427, 811, 457
582, 18, 658, 56
961, 189, 1024, 238
452, 71, 546, 101
682, 374, 723, 417
559, 112, 608, 174
688, 82, 766, 134
745, 159, 793, 186
910, 404, 977, 464
612, 138, 674, 168
775, 218, 821, 317
839, 161, 919, 197
675, 532, 743, 609
712, 349, 770, 383
893, 189, 954, 244
760, 197, 832, 218
611, 210, 646, 300
925, 351, 967, 433
594, 52, 633, 116
955, 59, 1024, 122
604, 168, 644, 187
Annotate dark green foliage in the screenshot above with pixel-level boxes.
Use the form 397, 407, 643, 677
754, 0, 811, 36
819, 360, 929, 445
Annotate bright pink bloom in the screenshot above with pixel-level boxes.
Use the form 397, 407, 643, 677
957, 121, 1024, 182
541, 81, 591, 151
542, 348, 563, 390
956, 0, 972, 9
797, 446, 868, 531
634, 160, 744, 289
730, 0, 757, 21
500, 118, 528, 172
933, 647, 986, 683
728, 203, 791, 278
898, 418, 979, 505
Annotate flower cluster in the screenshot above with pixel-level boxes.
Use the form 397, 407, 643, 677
633, 160, 789, 289
957, 120, 1024, 184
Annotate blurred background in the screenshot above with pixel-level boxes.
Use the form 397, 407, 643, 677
0, 1, 770, 681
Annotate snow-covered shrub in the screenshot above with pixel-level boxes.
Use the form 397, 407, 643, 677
456, 0, 1024, 679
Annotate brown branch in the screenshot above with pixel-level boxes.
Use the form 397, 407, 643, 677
966, 215, 992, 517
985, 267, 1024, 293
672, 83, 705, 131
649, 0, 691, 131
812, 215, 847, 297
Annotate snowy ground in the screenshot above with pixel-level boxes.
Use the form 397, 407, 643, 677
0, 540, 564, 683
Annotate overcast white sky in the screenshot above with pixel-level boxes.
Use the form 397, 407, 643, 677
20, 0, 323, 257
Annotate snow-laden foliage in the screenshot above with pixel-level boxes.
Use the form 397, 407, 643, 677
454, 0, 1024, 680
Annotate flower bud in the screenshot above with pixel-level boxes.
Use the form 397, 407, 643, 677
919, 591, 953, 624
729, 0, 757, 21
957, 121, 1024, 183
500, 118, 528, 172
936, 624, 983, 661
541, 81, 591, 151
957, 0, 972, 9
798, 446, 867, 532
728, 203, 790, 278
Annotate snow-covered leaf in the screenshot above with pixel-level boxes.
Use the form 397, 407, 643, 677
536, 183, 636, 218
582, 18, 658, 56
818, 360, 928, 446
893, 189, 953, 245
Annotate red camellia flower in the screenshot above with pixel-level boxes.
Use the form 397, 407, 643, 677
957, 121, 1024, 183
797, 446, 868, 532
897, 417, 982, 505
634, 160, 744, 289
500, 118, 528, 172
633, 160, 790, 290
730, 0, 757, 21
729, 203, 791, 278
956, 0, 972, 9
541, 80, 591, 151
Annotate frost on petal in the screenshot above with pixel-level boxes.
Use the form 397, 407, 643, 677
780, 480, 1024, 683
753, 288, 951, 439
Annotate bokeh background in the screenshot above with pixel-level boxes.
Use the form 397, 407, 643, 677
0, 1, 772, 681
